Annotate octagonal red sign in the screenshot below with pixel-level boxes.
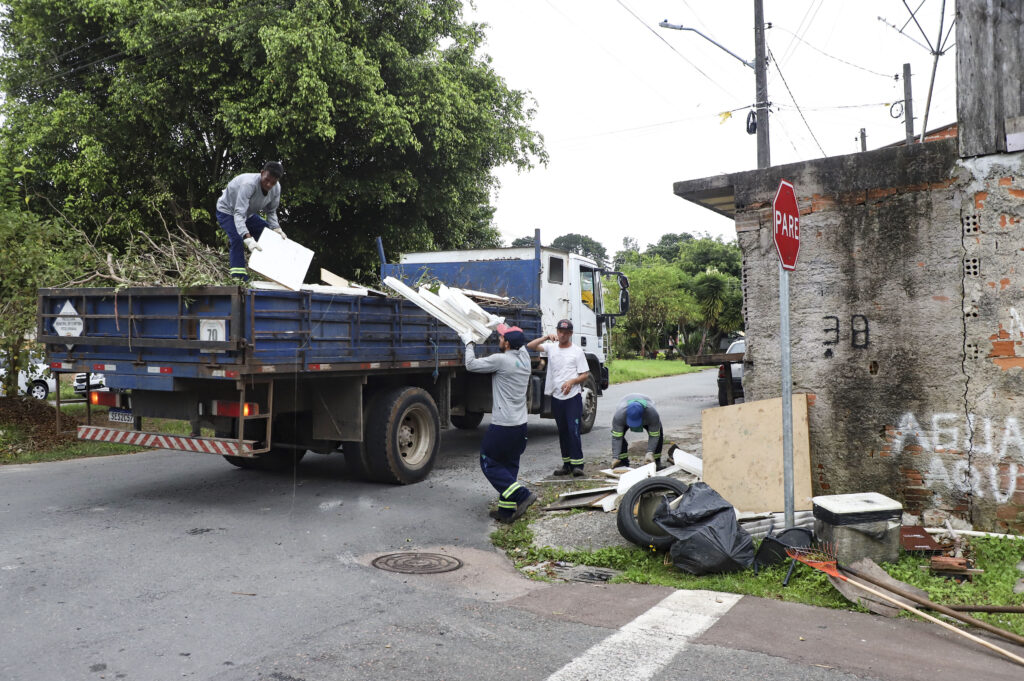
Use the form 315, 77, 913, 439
773, 179, 800, 270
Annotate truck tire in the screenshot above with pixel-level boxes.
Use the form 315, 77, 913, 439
450, 411, 484, 429
222, 448, 305, 471
616, 477, 690, 551
579, 375, 598, 434
341, 392, 380, 480
364, 386, 440, 485
217, 421, 305, 471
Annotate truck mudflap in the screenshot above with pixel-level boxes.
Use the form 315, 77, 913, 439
77, 426, 257, 457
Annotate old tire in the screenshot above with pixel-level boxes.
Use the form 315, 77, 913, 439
579, 375, 598, 434
451, 411, 484, 430
616, 477, 690, 551
364, 386, 440, 484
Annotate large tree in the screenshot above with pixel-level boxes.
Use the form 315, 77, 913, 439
551, 232, 607, 266
0, 0, 545, 278
0, 167, 87, 397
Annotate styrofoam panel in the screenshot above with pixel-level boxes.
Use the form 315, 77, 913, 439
248, 229, 313, 291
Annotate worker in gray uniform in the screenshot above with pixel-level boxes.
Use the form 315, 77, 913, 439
215, 161, 286, 281
465, 324, 538, 524
610, 393, 667, 470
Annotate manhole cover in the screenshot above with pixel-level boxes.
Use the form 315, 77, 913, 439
371, 552, 463, 574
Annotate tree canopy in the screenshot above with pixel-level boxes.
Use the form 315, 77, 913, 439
606, 234, 744, 358
550, 232, 607, 266
0, 0, 546, 278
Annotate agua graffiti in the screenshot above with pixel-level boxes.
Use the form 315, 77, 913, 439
891, 413, 1020, 503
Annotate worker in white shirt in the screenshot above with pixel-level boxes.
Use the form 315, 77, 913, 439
527, 319, 589, 477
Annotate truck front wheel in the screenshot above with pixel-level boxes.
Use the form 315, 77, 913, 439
450, 411, 484, 429
580, 375, 598, 434
365, 386, 440, 484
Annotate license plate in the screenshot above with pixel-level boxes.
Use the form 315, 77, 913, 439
108, 408, 134, 423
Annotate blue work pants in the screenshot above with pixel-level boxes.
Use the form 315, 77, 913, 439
216, 211, 268, 281
552, 394, 584, 467
480, 423, 530, 513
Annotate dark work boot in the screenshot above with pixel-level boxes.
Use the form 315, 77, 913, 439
571, 466, 585, 477
611, 458, 631, 470
553, 464, 572, 476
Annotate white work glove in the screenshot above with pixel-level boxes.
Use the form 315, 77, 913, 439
460, 331, 476, 346
272, 227, 287, 240
243, 237, 262, 252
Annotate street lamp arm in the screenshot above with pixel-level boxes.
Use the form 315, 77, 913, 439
658, 20, 755, 70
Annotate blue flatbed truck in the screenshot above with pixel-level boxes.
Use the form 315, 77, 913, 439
37, 241, 627, 484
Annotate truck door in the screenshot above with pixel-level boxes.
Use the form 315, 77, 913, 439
575, 262, 598, 340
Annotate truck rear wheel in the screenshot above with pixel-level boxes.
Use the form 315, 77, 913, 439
580, 375, 598, 434
450, 411, 484, 429
364, 386, 440, 484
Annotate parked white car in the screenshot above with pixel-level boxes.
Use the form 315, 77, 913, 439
73, 373, 107, 394
0, 359, 58, 400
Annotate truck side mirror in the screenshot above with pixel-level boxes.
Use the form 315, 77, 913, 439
618, 274, 629, 289
619, 289, 630, 314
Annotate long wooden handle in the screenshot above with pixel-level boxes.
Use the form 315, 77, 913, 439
841, 564, 1024, 648
840, 574, 1024, 667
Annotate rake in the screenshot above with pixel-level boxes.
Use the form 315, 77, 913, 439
786, 544, 1024, 668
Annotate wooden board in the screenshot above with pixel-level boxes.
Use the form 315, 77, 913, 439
701, 394, 813, 512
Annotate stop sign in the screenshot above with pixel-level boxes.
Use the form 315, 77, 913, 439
773, 179, 800, 270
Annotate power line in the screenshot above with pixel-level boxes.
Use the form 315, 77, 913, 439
780, 0, 824, 66
767, 46, 826, 157
773, 26, 897, 79
550, 106, 752, 144
613, 0, 741, 102
541, 0, 677, 108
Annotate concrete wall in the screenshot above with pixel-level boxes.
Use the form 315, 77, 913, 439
725, 138, 1024, 530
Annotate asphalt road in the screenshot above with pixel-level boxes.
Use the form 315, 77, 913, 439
2, 369, 1022, 681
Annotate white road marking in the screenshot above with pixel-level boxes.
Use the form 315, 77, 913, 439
318, 500, 344, 511
545, 589, 741, 681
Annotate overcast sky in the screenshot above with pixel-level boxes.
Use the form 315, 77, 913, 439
464, 0, 958, 253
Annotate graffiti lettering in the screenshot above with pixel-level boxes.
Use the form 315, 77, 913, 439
892, 412, 1022, 503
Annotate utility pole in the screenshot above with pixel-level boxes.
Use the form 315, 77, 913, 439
903, 63, 915, 144
659, 0, 771, 169
753, 0, 770, 168
860, 128, 867, 152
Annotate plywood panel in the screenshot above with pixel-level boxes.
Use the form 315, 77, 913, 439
701, 394, 813, 513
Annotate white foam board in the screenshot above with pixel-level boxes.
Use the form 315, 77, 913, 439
248, 228, 313, 291
616, 462, 656, 495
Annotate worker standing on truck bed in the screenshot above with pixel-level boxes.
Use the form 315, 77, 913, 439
610, 393, 667, 470
465, 324, 538, 524
216, 161, 286, 281
527, 319, 589, 477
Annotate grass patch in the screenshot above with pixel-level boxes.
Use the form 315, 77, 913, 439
490, 491, 1024, 631
2, 402, 214, 464
608, 359, 705, 384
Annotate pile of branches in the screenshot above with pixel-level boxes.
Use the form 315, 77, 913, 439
63, 214, 235, 289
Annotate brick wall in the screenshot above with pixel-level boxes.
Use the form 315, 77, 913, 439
731, 139, 1024, 531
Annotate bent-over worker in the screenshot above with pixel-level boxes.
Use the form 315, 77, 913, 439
611, 393, 667, 470
216, 161, 286, 281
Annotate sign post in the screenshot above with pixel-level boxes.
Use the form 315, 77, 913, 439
773, 179, 800, 528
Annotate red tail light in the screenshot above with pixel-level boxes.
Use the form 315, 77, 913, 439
717, 365, 725, 378
90, 391, 119, 407
211, 400, 259, 418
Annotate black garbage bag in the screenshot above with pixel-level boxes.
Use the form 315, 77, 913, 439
652, 482, 754, 575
